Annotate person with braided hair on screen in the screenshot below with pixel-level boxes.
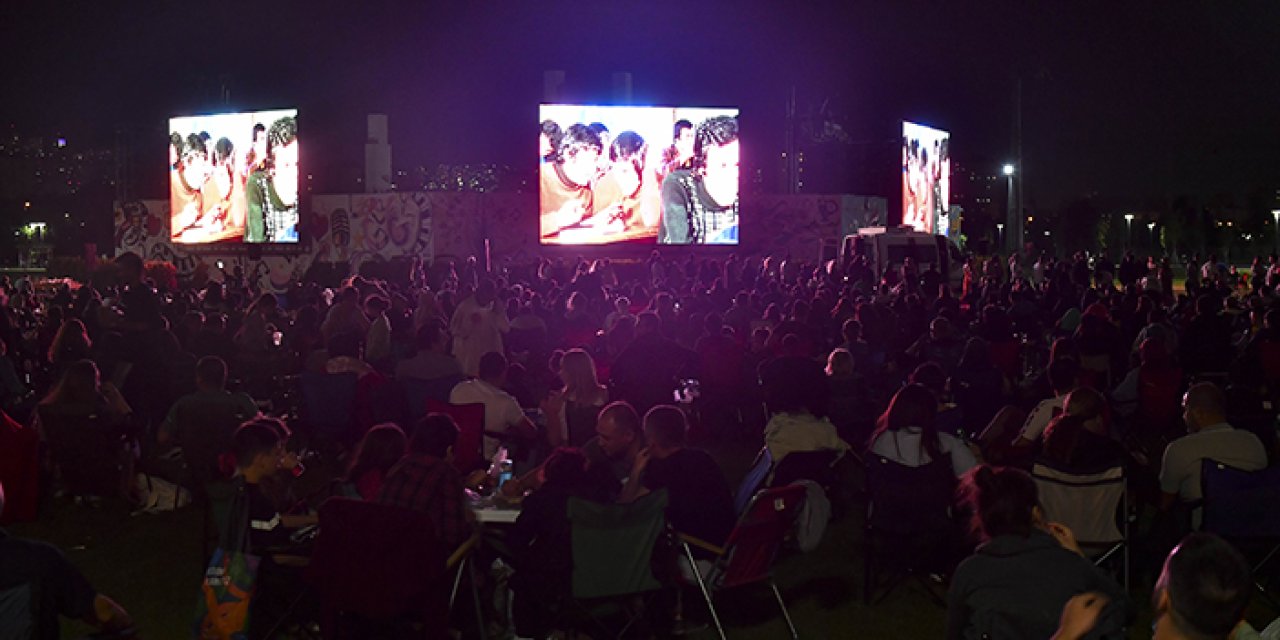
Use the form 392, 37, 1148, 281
659, 115, 739, 245
245, 115, 298, 243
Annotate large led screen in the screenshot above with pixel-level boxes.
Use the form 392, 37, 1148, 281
539, 105, 739, 246
169, 109, 299, 244
902, 121, 950, 235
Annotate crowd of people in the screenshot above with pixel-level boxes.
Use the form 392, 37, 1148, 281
2, 243, 1280, 638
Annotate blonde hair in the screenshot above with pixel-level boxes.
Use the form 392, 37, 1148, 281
561, 349, 603, 401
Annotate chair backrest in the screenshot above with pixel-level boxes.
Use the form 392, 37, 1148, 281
1260, 342, 1280, 384
988, 339, 1021, 379
401, 375, 466, 423
768, 449, 839, 489
0, 412, 39, 524
734, 447, 773, 516
1031, 462, 1124, 547
37, 407, 124, 498
567, 490, 668, 599
0, 583, 35, 640
424, 400, 486, 474
1201, 459, 1280, 539
1137, 366, 1183, 433
864, 454, 955, 534
716, 484, 807, 589
299, 372, 359, 435
307, 498, 449, 621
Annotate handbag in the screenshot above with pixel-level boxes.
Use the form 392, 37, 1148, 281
193, 483, 259, 640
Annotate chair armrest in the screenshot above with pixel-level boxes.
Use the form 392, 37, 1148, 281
447, 531, 482, 569
677, 532, 725, 557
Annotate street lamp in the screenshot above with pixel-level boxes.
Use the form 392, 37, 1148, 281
1124, 214, 1135, 248
996, 223, 1005, 250
1147, 222, 1156, 251
1002, 164, 1015, 253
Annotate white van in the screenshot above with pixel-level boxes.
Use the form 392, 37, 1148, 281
837, 226, 965, 290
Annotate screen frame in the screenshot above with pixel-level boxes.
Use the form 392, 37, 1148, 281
167, 108, 303, 250
538, 103, 741, 248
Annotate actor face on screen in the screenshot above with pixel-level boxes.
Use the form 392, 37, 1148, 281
169, 109, 298, 244
539, 104, 739, 246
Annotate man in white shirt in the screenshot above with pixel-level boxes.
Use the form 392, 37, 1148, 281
1159, 383, 1267, 514
450, 280, 509, 377
449, 352, 537, 458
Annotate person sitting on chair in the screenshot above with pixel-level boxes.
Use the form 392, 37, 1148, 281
1053, 533, 1268, 640
449, 352, 540, 458
508, 448, 602, 639
394, 319, 462, 384
0, 482, 134, 638
1159, 382, 1267, 524
946, 465, 1128, 640
157, 356, 259, 481
620, 405, 735, 550
377, 413, 480, 550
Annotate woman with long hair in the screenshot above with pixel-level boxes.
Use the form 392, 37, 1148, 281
946, 465, 1127, 639
40, 359, 129, 419
868, 383, 976, 477
344, 423, 407, 500
544, 348, 609, 447
48, 318, 93, 377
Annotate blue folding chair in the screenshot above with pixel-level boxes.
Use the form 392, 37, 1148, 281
1201, 459, 1280, 607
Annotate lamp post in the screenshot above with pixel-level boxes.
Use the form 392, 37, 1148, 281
1147, 222, 1156, 252
996, 223, 1004, 251
1124, 214, 1135, 249
1272, 210, 1280, 256
1002, 164, 1015, 253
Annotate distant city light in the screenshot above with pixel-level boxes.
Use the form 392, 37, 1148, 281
56, 138, 66, 147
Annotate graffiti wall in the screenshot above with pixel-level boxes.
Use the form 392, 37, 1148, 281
114, 192, 435, 294
114, 191, 886, 290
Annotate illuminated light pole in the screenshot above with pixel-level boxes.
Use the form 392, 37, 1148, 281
1147, 222, 1156, 252
996, 223, 1004, 251
1124, 214, 1135, 249
1002, 164, 1015, 253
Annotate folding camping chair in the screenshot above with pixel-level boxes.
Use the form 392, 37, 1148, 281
424, 400, 486, 474
862, 454, 955, 606
1031, 461, 1129, 590
678, 484, 807, 640
1200, 459, 1280, 608
564, 490, 669, 639
308, 497, 483, 639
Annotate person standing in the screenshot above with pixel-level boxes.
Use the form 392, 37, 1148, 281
450, 280, 509, 377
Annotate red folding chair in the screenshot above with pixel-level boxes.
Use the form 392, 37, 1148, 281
424, 400, 486, 474
678, 484, 806, 640
308, 498, 482, 639
0, 411, 38, 523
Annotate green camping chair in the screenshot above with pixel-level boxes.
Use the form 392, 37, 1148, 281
565, 490, 670, 638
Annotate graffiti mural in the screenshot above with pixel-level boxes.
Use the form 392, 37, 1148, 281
113, 192, 433, 294
115, 191, 879, 286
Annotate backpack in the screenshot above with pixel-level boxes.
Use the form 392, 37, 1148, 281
790, 480, 830, 552
133, 473, 192, 514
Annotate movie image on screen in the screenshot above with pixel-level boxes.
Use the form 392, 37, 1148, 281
901, 121, 950, 235
539, 104, 739, 246
169, 109, 298, 244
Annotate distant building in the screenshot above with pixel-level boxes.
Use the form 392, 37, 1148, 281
951, 161, 1002, 238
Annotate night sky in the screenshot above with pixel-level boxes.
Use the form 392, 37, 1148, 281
3, 1, 1277, 210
